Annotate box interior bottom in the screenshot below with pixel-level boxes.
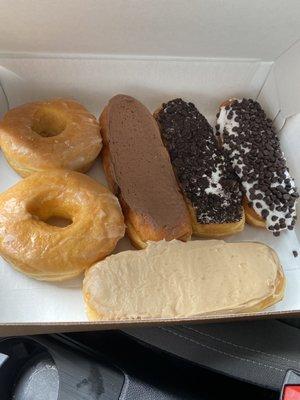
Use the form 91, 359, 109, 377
0, 56, 299, 327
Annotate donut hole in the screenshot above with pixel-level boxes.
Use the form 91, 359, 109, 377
31, 108, 67, 137
44, 215, 73, 227
27, 197, 75, 228
31, 211, 73, 228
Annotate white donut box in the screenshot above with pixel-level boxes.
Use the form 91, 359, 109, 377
0, 0, 300, 335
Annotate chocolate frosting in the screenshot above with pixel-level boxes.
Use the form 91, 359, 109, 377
105, 95, 190, 237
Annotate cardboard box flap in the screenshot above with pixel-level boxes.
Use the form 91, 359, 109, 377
274, 40, 300, 120
0, 0, 300, 61
258, 40, 300, 129
0, 81, 8, 117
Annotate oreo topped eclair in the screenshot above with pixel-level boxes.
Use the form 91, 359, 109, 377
155, 98, 244, 237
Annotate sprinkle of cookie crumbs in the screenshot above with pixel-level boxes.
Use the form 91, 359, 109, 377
156, 99, 243, 224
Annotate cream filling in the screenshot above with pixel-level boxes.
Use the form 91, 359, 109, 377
204, 162, 223, 195
83, 240, 284, 320
217, 104, 296, 231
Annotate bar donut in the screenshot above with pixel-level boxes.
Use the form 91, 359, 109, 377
0, 99, 102, 177
155, 98, 244, 237
216, 98, 299, 236
99, 95, 192, 248
83, 240, 285, 321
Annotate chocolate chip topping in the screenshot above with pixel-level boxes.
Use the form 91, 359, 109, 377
217, 98, 299, 235
156, 99, 243, 224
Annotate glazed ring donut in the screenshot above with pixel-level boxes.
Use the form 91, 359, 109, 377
0, 170, 125, 281
0, 99, 102, 177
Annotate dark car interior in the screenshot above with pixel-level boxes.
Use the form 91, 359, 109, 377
1, 318, 300, 399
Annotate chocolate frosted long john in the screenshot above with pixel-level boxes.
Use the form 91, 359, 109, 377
216, 98, 299, 235
155, 98, 244, 237
99, 95, 192, 248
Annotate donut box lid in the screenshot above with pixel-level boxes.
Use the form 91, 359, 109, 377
0, 0, 300, 334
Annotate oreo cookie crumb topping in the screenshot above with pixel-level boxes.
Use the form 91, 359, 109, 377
293, 250, 298, 257
156, 98, 243, 224
217, 98, 299, 234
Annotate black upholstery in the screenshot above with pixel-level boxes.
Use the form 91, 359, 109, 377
123, 319, 300, 391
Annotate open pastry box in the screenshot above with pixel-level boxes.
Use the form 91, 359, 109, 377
0, 0, 300, 336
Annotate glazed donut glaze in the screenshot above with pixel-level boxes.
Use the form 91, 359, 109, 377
0, 170, 125, 281
0, 99, 102, 177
